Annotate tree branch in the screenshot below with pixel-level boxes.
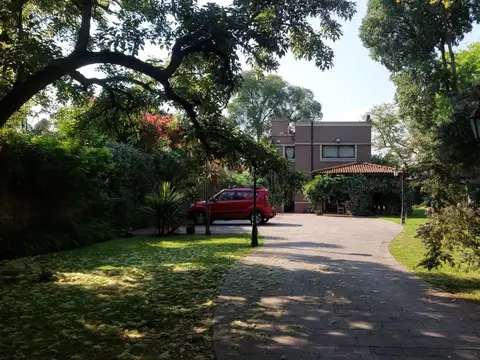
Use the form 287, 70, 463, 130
75, 0, 94, 53
0, 35, 229, 137
14, 0, 26, 85
70, 70, 159, 93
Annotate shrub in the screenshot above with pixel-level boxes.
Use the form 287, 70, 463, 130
141, 182, 188, 236
107, 142, 201, 228
303, 175, 346, 211
416, 203, 480, 270
302, 174, 413, 216
0, 131, 114, 259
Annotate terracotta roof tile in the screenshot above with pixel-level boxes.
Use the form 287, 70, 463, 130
312, 162, 400, 175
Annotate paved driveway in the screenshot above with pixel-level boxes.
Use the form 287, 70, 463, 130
212, 214, 480, 360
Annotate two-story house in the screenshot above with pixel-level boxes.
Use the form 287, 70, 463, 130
272, 118, 373, 213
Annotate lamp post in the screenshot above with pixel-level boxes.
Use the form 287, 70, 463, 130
205, 158, 211, 235
251, 164, 259, 247
468, 104, 480, 141
393, 168, 405, 224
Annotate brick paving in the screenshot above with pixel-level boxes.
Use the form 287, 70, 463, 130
212, 214, 480, 360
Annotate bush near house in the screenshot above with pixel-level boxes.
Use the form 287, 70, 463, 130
303, 174, 413, 216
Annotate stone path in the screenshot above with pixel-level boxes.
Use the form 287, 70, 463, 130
212, 214, 480, 360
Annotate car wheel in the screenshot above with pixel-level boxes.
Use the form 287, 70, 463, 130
192, 212, 206, 225
249, 211, 264, 225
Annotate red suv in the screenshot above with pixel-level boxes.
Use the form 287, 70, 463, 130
188, 187, 276, 225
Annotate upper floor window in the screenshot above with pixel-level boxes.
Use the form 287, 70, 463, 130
322, 145, 355, 159
285, 146, 295, 160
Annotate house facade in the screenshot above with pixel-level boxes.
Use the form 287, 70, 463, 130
271, 119, 372, 213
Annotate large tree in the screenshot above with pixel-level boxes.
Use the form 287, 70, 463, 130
360, 0, 480, 93
227, 71, 322, 140
0, 0, 355, 148
368, 103, 414, 167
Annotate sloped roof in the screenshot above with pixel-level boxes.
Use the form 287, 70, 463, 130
312, 162, 400, 175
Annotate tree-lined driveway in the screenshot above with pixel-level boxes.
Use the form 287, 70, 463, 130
213, 214, 480, 360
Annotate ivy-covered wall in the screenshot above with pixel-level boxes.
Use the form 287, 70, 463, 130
303, 174, 413, 216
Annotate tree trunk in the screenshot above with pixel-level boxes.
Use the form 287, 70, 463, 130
439, 42, 450, 92
251, 165, 259, 247
0, 57, 78, 127
447, 39, 458, 92
205, 158, 211, 236
0, 50, 184, 129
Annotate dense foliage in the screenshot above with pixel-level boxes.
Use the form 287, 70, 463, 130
303, 175, 346, 211
107, 142, 200, 228
227, 71, 322, 140
417, 204, 480, 270
361, 0, 480, 268
303, 174, 412, 216
0, 131, 113, 259
0, 0, 356, 144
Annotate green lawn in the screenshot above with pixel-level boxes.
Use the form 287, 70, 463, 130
0, 234, 259, 360
382, 208, 480, 303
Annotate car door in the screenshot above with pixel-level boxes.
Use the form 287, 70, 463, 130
231, 191, 253, 219
210, 191, 235, 220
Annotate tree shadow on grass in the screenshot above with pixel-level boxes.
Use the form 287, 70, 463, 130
414, 270, 480, 303
0, 234, 255, 360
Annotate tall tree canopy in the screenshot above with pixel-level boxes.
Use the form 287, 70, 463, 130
227, 71, 322, 140
0, 0, 355, 148
360, 0, 480, 92
368, 103, 414, 168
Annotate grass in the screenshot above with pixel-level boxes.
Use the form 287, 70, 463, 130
381, 208, 480, 304
0, 234, 260, 360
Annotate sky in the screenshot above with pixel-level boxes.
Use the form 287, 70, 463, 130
82, 0, 480, 122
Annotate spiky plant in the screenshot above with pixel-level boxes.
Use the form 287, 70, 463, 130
142, 182, 188, 236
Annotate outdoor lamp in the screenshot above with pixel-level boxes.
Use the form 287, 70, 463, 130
468, 105, 480, 141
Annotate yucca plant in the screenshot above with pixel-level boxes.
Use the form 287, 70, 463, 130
142, 182, 188, 236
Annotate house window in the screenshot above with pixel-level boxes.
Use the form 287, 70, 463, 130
322, 145, 355, 159
285, 146, 295, 160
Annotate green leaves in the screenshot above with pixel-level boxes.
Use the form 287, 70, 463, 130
227, 70, 322, 141
142, 182, 188, 236
303, 175, 347, 210
0, 130, 114, 259
303, 174, 412, 216
2, 0, 356, 138
417, 204, 480, 270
